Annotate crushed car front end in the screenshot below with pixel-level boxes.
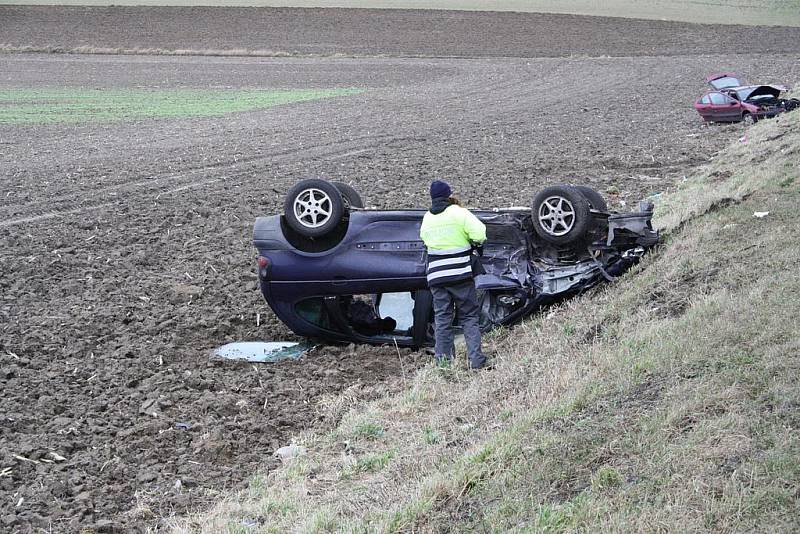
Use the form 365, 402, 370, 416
731, 85, 798, 120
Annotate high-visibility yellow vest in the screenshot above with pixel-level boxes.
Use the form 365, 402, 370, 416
419, 204, 486, 251
420, 205, 486, 286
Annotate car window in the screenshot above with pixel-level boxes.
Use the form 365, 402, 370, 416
699, 95, 711, 105
709, 92, 729, 105
376, 292, 414, 331
296, 298, 329, 328
295, 294, 413, 338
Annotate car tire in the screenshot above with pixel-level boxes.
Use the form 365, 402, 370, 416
742, 113, 756, 126
331, 181, 365, 209
283, 179, 345, 238
573, 185, 608, 211
531, 185, 591, 245
411, 289, 433, 347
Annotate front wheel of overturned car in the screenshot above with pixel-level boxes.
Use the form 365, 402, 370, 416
331, 181, 365, 209
742, 113, 756, 126
531, 185, 591, 245
284, 179, 345, 238
573, 185, 608, 212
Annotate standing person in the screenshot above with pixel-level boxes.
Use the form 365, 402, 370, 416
419, 180, 487, 369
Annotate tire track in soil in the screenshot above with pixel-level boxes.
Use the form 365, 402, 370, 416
0, 134, 399, 224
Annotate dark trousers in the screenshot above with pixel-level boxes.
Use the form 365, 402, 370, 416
430, 279, 486, 369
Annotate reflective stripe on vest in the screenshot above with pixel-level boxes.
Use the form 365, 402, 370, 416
427, 245, 472, 256
425, 246, 473, 286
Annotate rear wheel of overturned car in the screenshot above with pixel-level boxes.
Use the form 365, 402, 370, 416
573, 185, 608, 211
331, 181, 365, 209
531, 185, 591, 245
284, 179, 345, 238
742, 113, 756, 126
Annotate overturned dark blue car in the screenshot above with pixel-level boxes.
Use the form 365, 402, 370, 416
253, 179, 659, 347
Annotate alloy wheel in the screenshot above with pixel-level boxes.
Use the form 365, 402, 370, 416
538, 195, 576, 236
293, 188, 333, 228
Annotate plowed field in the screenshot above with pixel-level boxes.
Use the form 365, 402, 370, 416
1, 6, 799, 532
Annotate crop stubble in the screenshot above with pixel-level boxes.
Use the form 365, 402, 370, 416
1, 7, 800, 531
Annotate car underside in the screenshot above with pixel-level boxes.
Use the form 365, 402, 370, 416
253, 180, 660, 347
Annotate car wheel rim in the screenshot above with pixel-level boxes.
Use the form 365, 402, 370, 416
293, 188, 333, 228
538, 195, 576, 236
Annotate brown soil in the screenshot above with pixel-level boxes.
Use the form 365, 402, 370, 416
1, 6, 799, 533
2, 6, 800, 57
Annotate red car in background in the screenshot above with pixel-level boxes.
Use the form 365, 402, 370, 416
694, 72, 799, 124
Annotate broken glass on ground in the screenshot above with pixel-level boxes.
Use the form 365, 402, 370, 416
213, 341, 312, 363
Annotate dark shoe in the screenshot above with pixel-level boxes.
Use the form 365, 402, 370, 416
469, 360, 487, 370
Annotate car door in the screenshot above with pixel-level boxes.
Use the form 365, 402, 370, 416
695, 93, 713, 120
708, 92, 740, 122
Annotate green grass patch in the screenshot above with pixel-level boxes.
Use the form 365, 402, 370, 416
352, 422, 385, 441
342, 450, 396, 479
591, 466, 622, 491
422, 426, 441, 445
0, 87, 361, 125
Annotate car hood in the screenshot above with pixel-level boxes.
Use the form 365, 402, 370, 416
707, 72, 743, 90
737, 85, 784, 100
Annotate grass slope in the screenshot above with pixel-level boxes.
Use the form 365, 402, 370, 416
174, 103, 800, 532
4, 1, 800, 27
0, 88, 360, 124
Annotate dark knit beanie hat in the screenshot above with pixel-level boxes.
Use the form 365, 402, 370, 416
430, 180, 452, 199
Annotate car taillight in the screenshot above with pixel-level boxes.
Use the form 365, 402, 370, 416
257, 256, 270, 278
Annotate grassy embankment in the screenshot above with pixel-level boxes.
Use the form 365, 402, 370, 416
0, 88, 361, 124
176, 100, 800, 532
5, 1, 800, 27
